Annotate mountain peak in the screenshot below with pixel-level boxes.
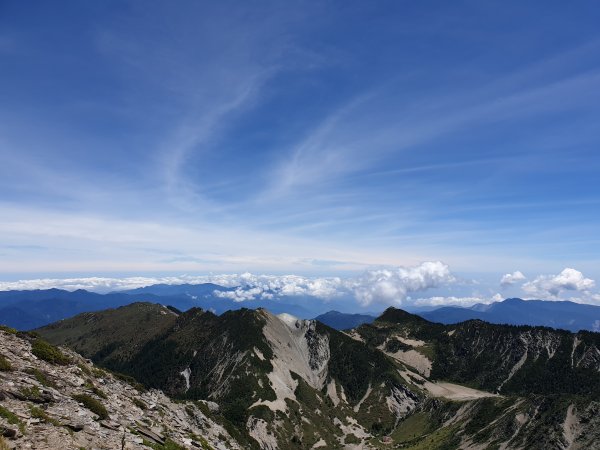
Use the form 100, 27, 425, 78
377, 306, 428, 324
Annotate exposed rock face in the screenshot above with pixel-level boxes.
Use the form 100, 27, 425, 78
0, 328, 240, 449
252, 311, 329, 412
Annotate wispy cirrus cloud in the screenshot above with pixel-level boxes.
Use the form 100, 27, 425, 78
1, 2, 600, 288
263, 52, 600, 199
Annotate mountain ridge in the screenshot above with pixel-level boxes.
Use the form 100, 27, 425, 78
313, 310, 375, 330
28, 303, 600, 449
421, 297, 600, 332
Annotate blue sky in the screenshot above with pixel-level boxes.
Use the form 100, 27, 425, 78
1, 1, 600, 307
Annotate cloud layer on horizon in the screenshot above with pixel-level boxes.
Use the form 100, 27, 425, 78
1, 264, 599, 308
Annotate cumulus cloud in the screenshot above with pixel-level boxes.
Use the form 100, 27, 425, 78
214, 286, 272, 302
349, 261, 455, 306
522, 268, 595, 298
500, 271, 526, 287
211, 263, 455, 306
209, 273, 343, 301
0, 261, 456, 306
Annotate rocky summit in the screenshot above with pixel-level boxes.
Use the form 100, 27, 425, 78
0, 326, 239, 449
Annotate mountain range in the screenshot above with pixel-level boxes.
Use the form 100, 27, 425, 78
420, 297, 600, 333
17, 302, 599, 449
0, 285, 314, 330
313, 310, 375, 330
1, 283, 600, 333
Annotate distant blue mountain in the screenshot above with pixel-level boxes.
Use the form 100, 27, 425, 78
420, 298, 600, 332
314, 310, 375, 330
10, 287, 598, 334
0, 284, 317, 330
0, 289, 192, 330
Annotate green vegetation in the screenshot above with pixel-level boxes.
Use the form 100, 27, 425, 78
188, 433, 214, 450
20, 384, 42, 400
91, 367, 106, 377
415, 343, 436, 360
30, 405, 61, 426
133, 397, 147, 410
0, 354, 11, 371
31, 338, 70, 365
107, 369, 146, 392
0, 325, 17, 334
38, 303, 178, 367
91, 385, 108, 399
356, 307, 600, 401
318, 321, 406, 406
72, 393, 109, 420
401, 423, 461, 450
27, 367, 56, 388
0, 405, 25, 433
344, 433, 361, 444
391, 412, 433, 443
384, 338, 412, 353
84, 380, 108, 399
464, 398, 505, 437
78, 363, 92, 376
431, 322, 600, 398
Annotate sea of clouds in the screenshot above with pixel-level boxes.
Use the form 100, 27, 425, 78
0, 263, 598, 307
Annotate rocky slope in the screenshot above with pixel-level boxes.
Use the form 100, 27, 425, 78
0, 326, 240, 449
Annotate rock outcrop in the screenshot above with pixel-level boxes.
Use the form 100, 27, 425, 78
0, 327, 240, 449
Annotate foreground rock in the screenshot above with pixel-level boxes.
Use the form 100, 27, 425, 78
0, 327, 240, 449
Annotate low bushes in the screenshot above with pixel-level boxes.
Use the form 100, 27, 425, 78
31, 339, 70, 365
0, 355, 11, 371
72, 394, 108, 420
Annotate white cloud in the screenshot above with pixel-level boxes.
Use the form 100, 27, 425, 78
0, 275, 216, 293
207, 273, 343, 300
522, 268, 595, 298
349, 261, 455, 306
0, 261, 456, 306
214, 286, 271, 302
500, 270, 526, 287
213, 263, 455, 305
